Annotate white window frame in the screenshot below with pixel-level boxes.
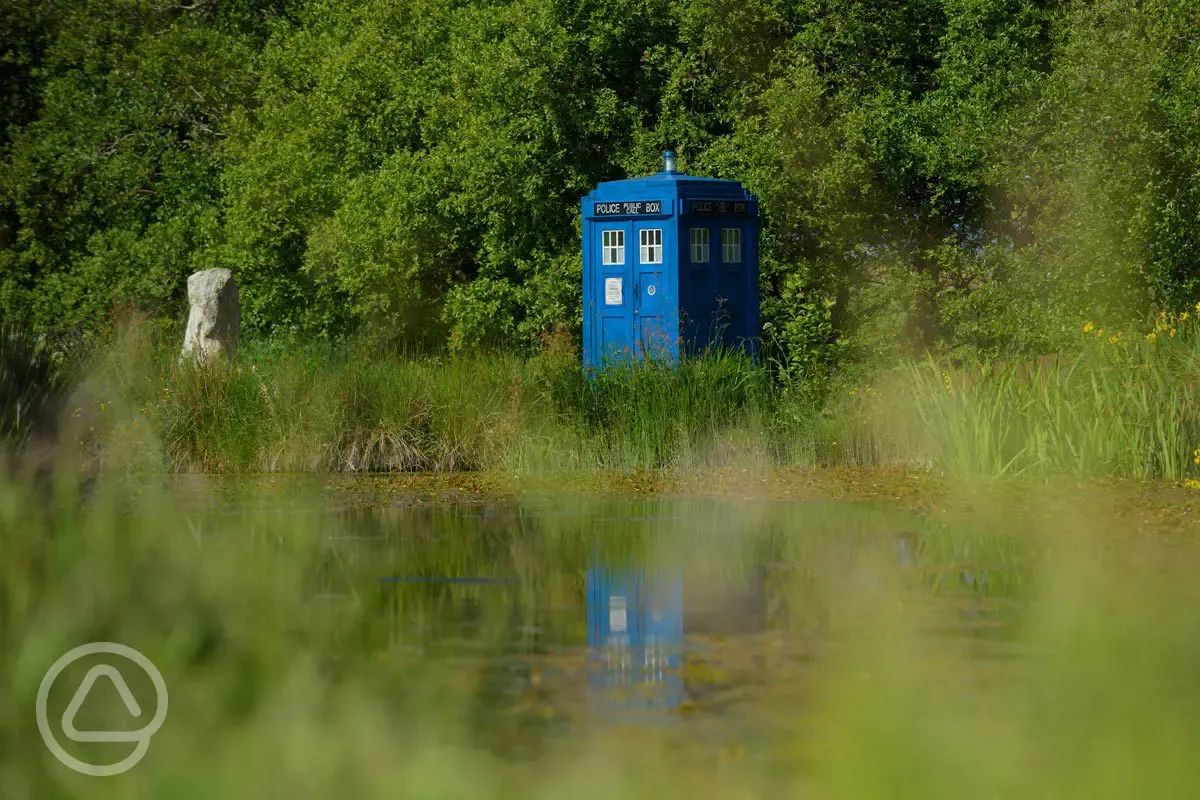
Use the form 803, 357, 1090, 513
602, 229, 625, 266
689, 228, 709, 264
639, 228, 663, 265
721, 228, 742, 264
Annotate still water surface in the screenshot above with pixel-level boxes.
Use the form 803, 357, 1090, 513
302, 493, 1024, 757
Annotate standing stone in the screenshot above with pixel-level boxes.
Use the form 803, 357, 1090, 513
181, 268, 239, 362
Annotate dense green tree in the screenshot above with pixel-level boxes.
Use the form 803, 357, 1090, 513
0, 0, 281, 333
1007, 0, 1200, 324
217, 0, 683, 344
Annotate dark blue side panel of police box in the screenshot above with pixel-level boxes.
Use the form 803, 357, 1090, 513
582, 154, 759, 371
678, 199, 760, 357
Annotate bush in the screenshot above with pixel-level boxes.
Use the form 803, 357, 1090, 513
0, 322, 74, 449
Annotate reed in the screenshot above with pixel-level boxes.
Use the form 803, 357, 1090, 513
28, 307, 1200, 485
907, 310, 1200, 480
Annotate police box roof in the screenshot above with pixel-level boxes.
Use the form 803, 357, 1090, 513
585, 152, 756, 212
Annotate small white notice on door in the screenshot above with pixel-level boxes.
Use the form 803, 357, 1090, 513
604, 277, 623, 306
609, 595, 627, 633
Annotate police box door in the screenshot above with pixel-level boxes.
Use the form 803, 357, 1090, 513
633, 222, 667, 358
595, 221, 634, 361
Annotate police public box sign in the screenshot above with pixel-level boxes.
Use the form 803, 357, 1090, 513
594, 201, 662, 216
689, 200, 747, 215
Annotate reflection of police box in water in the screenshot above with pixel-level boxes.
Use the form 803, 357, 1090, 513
585, 564, 790, 716
581, 151, 760, 369
586, 567, 684, 715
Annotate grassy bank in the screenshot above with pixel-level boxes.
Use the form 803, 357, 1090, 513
15, 307, 1200, 485
73, 325, 899, 476
909, 309, 1200, 480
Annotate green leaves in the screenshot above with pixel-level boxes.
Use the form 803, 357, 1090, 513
1, 0, 263, 333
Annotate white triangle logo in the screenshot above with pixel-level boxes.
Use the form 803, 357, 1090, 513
61, 665, 145, 743
37, 642, 169, 777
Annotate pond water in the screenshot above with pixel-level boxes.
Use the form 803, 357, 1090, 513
297, 492, 1027, 759
19, 473, 1200, 796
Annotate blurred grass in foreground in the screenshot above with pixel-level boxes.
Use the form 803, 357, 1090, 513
2, 466, 1200, 798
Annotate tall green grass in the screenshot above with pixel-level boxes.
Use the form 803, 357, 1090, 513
908, 311, 1200, 480
40, 307, 1200, 482
0, 322, 75, 449
80, 324, 869, 475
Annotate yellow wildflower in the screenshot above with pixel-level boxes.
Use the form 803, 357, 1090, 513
1181, 312, 1190, 322
1147, 331, 1158, 343
1170, 328, 1177, 338
1082, 321, 1095, 334
1186, 479, 1200, 491
1109, 335, 1120, 345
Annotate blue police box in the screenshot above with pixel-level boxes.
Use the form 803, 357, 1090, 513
581, 152, 760, 370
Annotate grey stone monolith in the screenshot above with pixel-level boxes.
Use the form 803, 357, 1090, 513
181, 268, 239, 362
